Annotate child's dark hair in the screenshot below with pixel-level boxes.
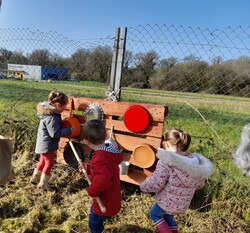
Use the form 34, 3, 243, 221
164, 128, 191, 151
48, 91, 68, 106
82, 119, 106, 145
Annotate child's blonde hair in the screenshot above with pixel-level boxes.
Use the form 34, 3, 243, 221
82, 119, 106, 145
48, 91, 68, 106
164, 128, 191, 151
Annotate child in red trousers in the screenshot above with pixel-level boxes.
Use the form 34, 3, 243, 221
30, 91, 74, 190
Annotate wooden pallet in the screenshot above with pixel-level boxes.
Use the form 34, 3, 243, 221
57, 97, 168, 185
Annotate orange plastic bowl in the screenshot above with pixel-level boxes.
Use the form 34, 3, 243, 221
131, 143, 156, 168
62, 117, 81, 138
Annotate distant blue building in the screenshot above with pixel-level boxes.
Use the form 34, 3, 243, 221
7, 64, 68, 80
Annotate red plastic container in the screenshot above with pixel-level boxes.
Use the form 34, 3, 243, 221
123, 105, 150, 133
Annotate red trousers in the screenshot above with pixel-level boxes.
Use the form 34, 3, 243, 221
36, 152, 54, 175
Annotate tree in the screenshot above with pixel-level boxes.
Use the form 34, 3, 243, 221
122, 51, 159, 88
0, 48, 13, 67
50, 53, 66, 67
211, 56, 223, 65
90, 46, 112, 82
150, 60, 208, 92
183, 54, 200, 62
123, 50, 133, 69
71, 49, 90, 80
28, 49, 52, 66
159, 56, 178, 68
8, 51, 28, 64
225, 56, 250, 76
204, 64, 235, 95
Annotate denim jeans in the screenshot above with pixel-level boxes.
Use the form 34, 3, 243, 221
89, 207, 107, 233
149, 203, 178, 228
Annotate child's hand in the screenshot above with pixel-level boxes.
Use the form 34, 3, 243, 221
78, 162, 89, 173
78, 163, 84, 173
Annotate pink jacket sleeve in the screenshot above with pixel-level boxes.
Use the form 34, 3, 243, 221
140, 161, 169, 193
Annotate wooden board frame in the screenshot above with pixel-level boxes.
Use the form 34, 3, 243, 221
57, 97, 168, 185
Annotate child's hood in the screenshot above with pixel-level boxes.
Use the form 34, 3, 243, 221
36, 101, 57, 118
156, 150, 214, 179
94, 143, 123, 165
105, 151, 123, 165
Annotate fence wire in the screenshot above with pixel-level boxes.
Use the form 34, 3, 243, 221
123, 25, 250, 157
0, 28, 114, 81
0, 25, 249, 233
0, 25, 250, 158
124, 25, 250, 95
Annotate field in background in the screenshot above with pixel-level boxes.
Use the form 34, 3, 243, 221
0, 79, 249, 233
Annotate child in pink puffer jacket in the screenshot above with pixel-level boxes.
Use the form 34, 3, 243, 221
140, 128, 213, 233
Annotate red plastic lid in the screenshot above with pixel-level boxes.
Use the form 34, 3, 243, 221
123, 105, 150, 133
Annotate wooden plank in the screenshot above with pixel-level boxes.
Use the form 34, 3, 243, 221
61, 115, 165, 139
113, 133, 162, 151
67, 97, 168, 122
105, 119, 164, 138
120, 168, 147, 185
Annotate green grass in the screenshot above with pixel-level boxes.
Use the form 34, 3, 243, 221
0, 79, 249, 233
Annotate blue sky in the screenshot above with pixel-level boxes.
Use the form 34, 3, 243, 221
0, 0, 250, 40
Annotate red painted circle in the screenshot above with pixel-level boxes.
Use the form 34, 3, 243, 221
123, 105, 150, 133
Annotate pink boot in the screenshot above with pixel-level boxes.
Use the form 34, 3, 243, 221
170, 225, 178, 233
171, 228, 178, 233
155, 218, 172, 233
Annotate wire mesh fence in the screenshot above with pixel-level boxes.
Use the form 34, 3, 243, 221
0, 28, 114, 81
123, 24, 250, 158
0, 25, 250, 156
124, 25, 250, 96
0, 25, 249, 233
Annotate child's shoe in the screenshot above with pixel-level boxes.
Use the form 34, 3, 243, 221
30, 168, 42, 184
37, 173, 50, 191
155, 218, 172, 233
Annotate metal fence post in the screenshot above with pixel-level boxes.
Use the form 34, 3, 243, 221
110, 27, 127, 101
